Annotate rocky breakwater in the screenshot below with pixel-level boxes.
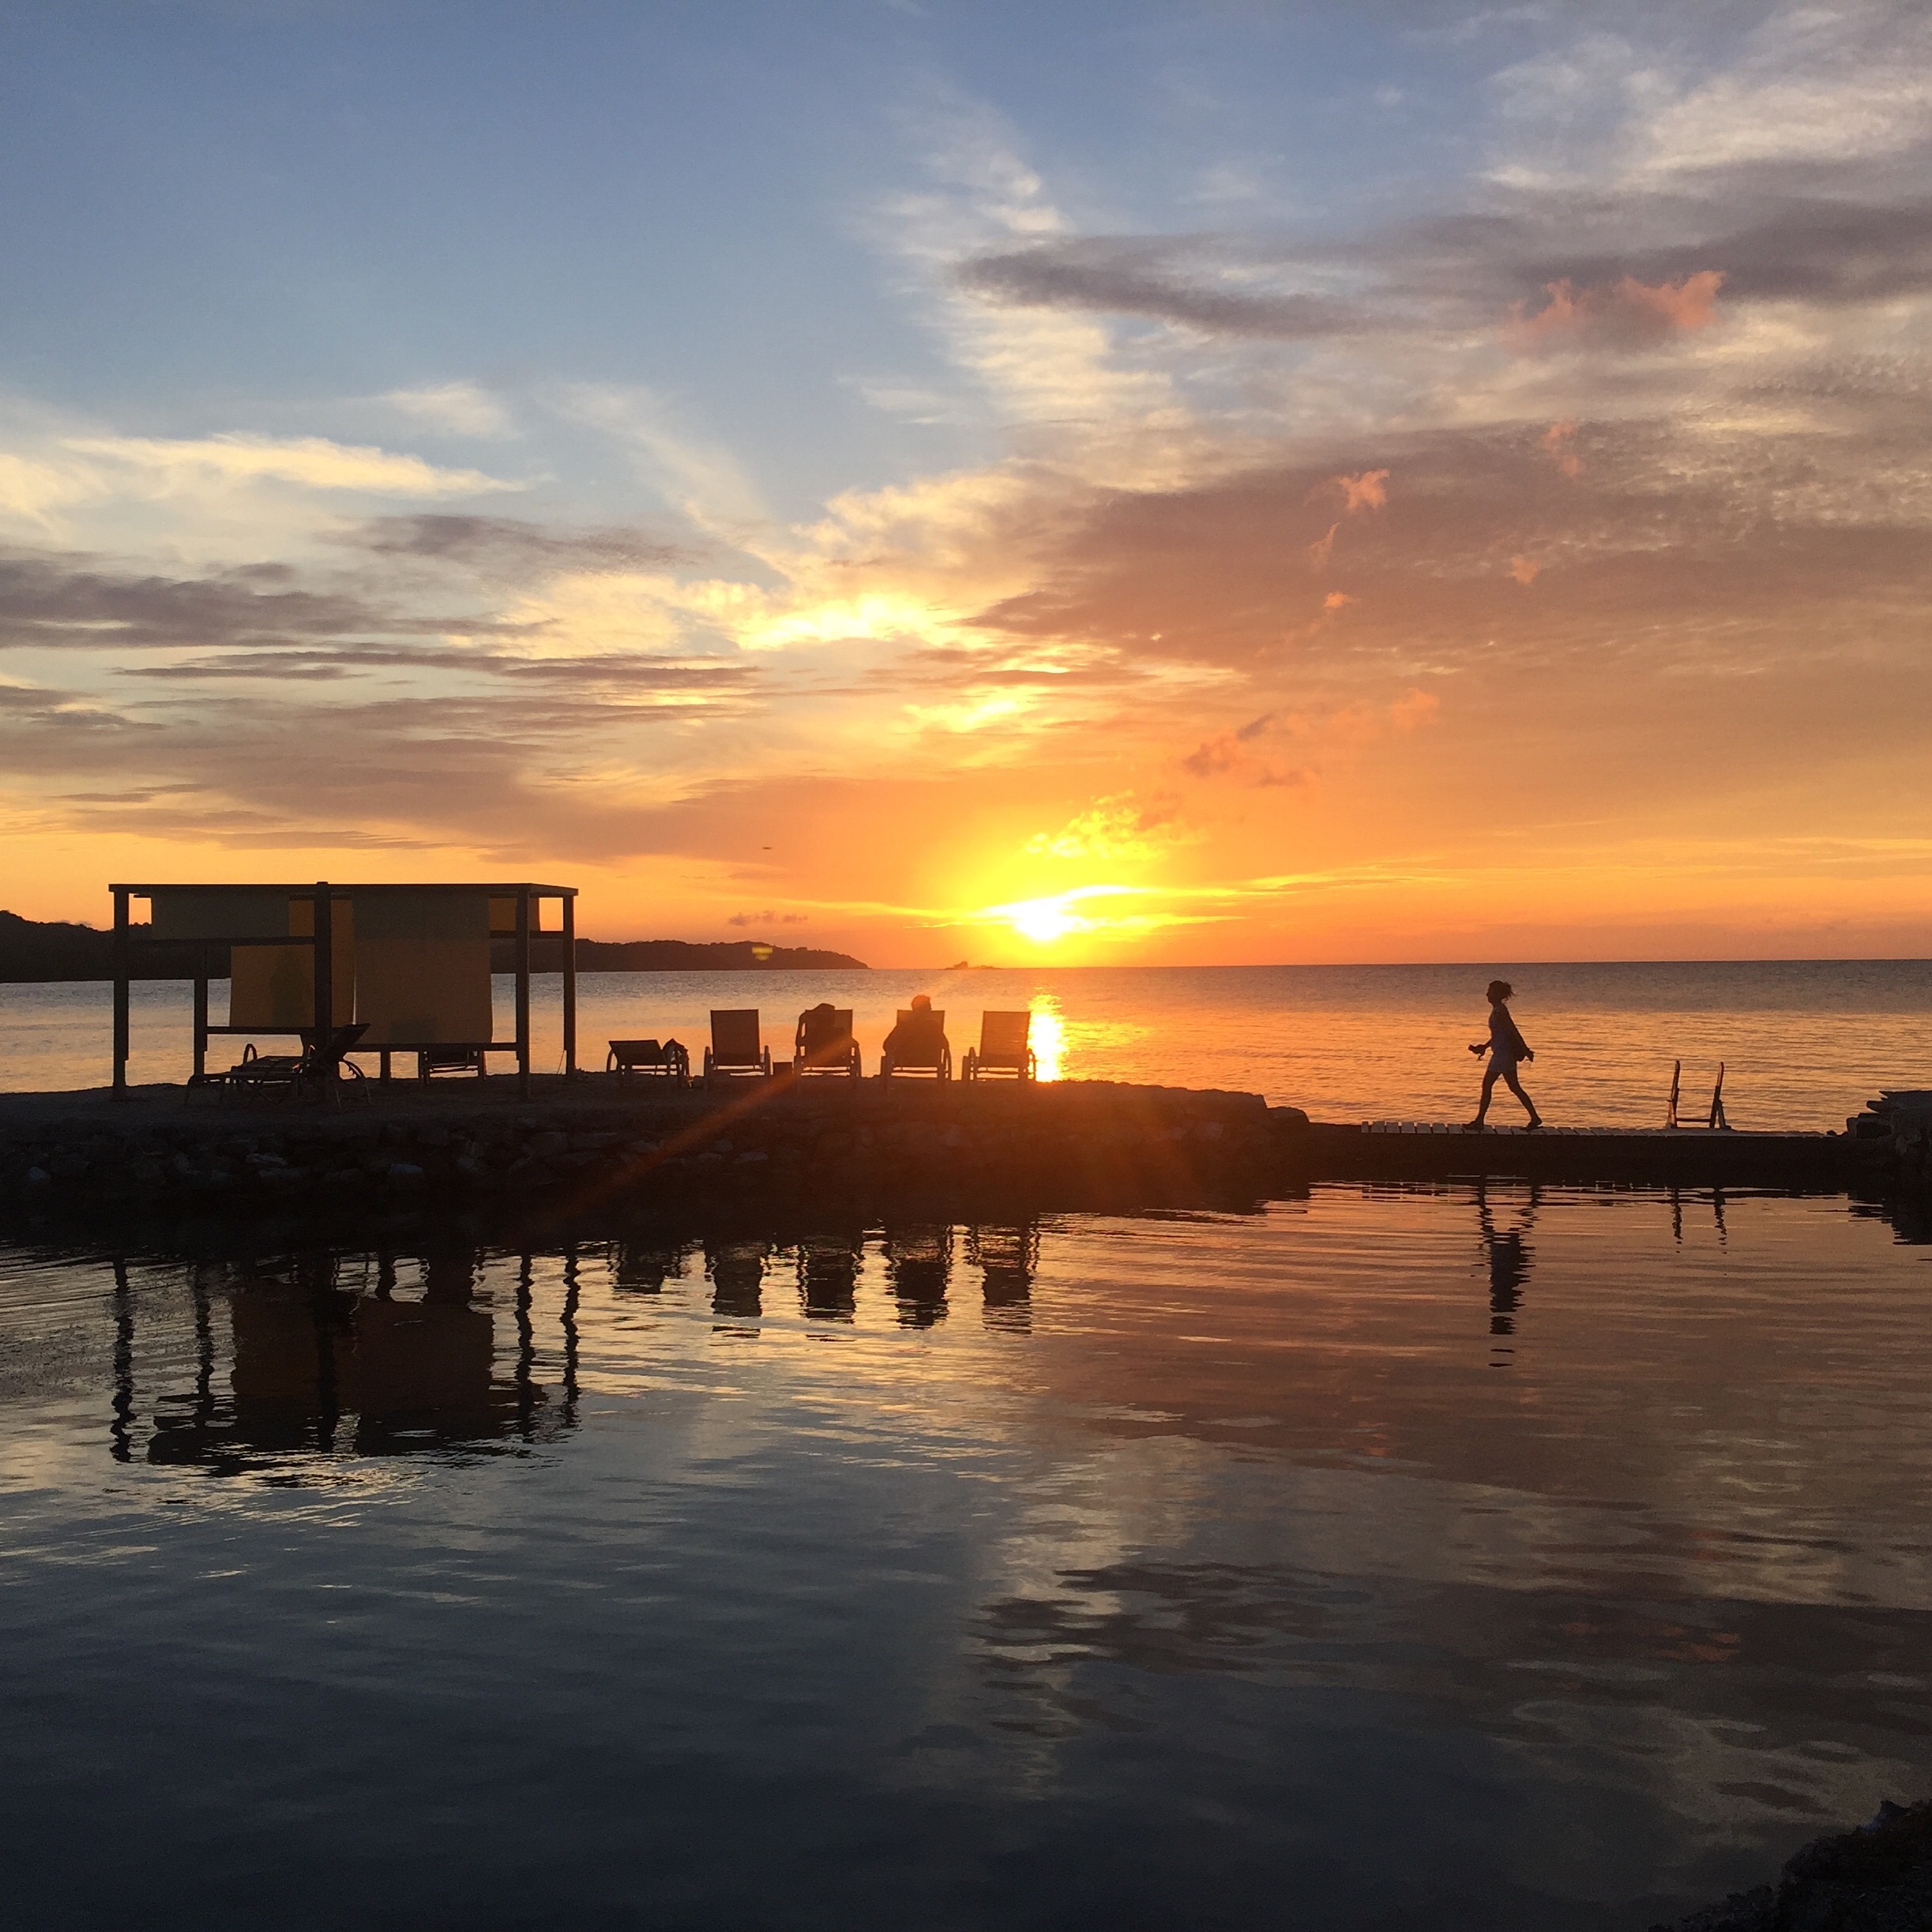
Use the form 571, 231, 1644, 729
0, 1078, 1284, 1228
1845, 1088, 1932, 1195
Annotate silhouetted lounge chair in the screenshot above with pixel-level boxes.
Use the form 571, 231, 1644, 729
881, 1009, 949, 1081
963, 1010, 1035, 1081
795, 1005, 859, 1078
195, 1023, 369, 1105
417, 1045, 486, 1081
705, 1009, 771, 1087
607, 1038, 690, 1084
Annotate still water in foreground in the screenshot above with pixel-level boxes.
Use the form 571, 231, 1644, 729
2, 1186, 1928, 1930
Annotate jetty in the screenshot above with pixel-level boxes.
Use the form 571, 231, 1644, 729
0, 1077, 1900, 1231
1, 878, 1898, 1225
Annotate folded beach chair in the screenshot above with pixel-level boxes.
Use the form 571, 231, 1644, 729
963, 1010, 1036, 1082
705, 1009, 771, 1088
881, 1009, 950, 1081
607, 1038, 690, 1084
795, 1006, 860, 1078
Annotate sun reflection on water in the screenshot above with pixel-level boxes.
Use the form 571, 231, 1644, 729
1028, 999, 1066, 1081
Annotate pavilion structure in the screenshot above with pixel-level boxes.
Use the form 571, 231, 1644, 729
109, 881, 577, 1098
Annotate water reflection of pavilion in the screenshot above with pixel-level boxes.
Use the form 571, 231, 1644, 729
105, 1220, 1043, 1467
119, 1246, 581, 1473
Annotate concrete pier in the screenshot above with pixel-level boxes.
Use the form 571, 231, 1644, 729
1285, 1120, 1890, 1190
0, 1077, 1281, 1226
0, 1077, 1900, 1231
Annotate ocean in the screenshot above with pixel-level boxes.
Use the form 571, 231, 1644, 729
2, 1187, 1927, 1930
4, 958, 1927, 1126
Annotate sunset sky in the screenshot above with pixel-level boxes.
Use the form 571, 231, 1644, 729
2, 0, 1928, 964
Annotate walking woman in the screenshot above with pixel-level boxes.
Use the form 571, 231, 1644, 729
1468, 979, 1543, 1130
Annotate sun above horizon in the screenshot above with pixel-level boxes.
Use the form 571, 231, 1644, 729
1004, 896, 1085, 946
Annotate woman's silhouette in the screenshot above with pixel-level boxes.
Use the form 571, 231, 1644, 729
1468, 979, 1542, 1130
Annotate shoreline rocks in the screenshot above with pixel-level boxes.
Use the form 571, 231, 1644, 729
1652, 1798, 1932, 1932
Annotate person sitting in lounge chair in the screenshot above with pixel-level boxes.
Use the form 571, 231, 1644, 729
881, 994, 949, 1079
795, 1003, 859, 1077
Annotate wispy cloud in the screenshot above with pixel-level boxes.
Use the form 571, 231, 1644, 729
552, 384, 766, 527
64, 432, 519, 496
382, 382, 515, 438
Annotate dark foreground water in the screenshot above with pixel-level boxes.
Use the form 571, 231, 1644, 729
2, 1186, 1929, 1930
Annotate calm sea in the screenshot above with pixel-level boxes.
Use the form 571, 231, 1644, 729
4, 960, 1927, 1126
2, 1186, 1928, 1930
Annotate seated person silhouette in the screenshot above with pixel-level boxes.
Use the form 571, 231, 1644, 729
881, 994, 949, 1075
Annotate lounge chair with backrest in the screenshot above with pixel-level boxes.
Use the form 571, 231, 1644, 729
963, 1010, 1035, 1082
417, 1045, 487, 1081
881, 1009, 949, 1081
795, 1006, 859, 1079
607, 1038, 690, 1084
705, 1010, 771, 1088
197, 1023, 369, 1105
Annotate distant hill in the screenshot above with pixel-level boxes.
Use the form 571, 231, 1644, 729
566, 938, 868, 972
0, 911, 865, 980
0, 909, 216, 981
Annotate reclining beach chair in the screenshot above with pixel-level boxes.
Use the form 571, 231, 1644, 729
607, 1038, 690, 1084
795, 1005, 860, 1079
963, 1010, 1036, 1082
880, 1009, 949, 1081
705, 1010, 771, 1088
204, 1023, 370, 1106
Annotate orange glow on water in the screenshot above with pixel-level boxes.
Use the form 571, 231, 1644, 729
1028, 999, 1066, 1081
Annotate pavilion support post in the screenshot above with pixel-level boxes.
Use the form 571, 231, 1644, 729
515, 888, 532, 1098
111, 888, 130, 1099
561, 893, 577, 1077
311, 882, 333, 1087
192, 943, 209, 1081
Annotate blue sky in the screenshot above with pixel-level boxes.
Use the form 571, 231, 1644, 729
0, 2, 1604, 509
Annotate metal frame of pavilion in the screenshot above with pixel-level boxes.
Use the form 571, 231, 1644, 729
108, 881, 578, 1098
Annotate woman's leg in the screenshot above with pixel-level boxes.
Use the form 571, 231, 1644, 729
1501, 1062, 1541, 1125
1470, 1062, 1501, 1126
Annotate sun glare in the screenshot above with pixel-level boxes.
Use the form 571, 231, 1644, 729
1028, 1001, 1066, 1081
1008, 898, 1084, 945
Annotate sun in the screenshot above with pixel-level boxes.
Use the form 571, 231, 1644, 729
1007, 898, 1084, 945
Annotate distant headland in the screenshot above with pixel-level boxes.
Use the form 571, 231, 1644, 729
0, 911, 866, 981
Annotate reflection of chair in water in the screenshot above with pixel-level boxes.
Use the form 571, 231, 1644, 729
967, 1222, 1038, 1323
615, 1239, 691, 1294
963, 1012, 1036, 1082
795, 1005, 860, 1079
705, 1010, 771, 1088
798, 1232, 863, 1318
707, 1238, 768, 1317
886, 1225, 953, 1326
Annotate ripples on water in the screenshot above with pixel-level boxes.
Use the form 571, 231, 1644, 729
6, 959, 1928, 1124
2, 1186, 1928, 1930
